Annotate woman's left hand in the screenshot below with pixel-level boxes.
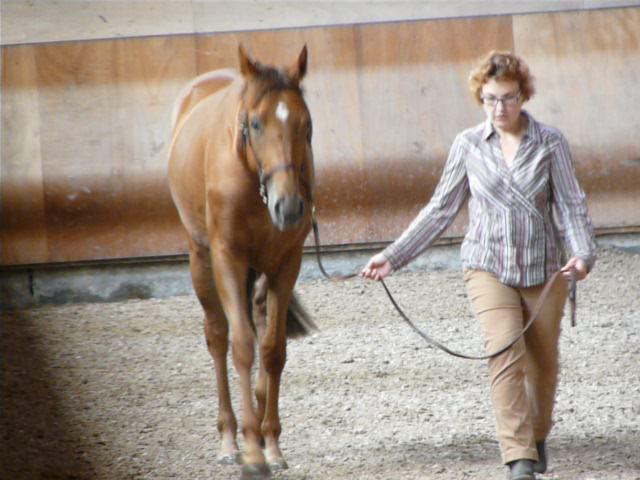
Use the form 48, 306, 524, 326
561, 256, 589, 281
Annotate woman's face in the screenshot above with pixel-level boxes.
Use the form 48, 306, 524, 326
481, 78, 523, 132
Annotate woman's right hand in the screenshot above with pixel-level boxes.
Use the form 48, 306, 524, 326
360, 253, 392, 281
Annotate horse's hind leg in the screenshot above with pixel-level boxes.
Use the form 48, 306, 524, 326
188, 240, 240, 465
252, 274, 269, 429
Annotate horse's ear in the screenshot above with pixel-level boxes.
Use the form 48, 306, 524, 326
239, 44, 259, 78
289, 45, 308, 85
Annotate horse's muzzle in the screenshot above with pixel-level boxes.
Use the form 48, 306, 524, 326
271, 194, 305, 231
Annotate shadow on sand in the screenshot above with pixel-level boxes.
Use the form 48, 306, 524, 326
1, 310, 97, 480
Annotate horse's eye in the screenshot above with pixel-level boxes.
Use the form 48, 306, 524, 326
250, 118, 262, 132
306, 124, 313, 143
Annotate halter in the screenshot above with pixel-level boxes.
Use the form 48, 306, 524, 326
240, 114, 310, 207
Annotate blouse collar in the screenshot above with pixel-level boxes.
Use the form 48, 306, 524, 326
482, 110, 542, 144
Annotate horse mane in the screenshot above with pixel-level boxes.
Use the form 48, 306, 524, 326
244, 62, 304, 108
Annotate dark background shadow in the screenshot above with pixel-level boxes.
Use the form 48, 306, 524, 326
0, 310, 97, 480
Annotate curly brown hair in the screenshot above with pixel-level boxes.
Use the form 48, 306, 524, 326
468, 50, 535, 105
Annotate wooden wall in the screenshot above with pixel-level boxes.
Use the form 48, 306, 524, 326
2, 7, 639, 266
4, 0, 637, 46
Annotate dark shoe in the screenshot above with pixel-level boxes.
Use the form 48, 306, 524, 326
507, 459, 535, 480
534, 440, 547, 473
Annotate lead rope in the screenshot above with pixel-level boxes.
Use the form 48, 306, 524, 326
310, 208, 577, 360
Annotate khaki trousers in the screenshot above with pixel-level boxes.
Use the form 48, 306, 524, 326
463, 269, 568, 464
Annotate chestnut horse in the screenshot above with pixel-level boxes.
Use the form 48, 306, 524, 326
168, 45, 315, 479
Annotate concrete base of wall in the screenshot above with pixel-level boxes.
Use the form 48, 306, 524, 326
2, 233, 638, 310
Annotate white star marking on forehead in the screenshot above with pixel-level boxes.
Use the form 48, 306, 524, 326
275, 101, 289, 124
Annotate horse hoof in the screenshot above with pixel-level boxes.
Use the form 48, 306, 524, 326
240, 463, 271, 480
217, 452, 241, 465
268, 458, 288, 472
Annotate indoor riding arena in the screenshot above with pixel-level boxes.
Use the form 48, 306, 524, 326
2, 2, 639, 480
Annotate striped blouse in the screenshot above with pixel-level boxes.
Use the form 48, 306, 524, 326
382, 111, 597, 287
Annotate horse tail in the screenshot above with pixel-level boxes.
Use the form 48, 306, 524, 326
247, 269, 317, 339
286, 293, 318, 339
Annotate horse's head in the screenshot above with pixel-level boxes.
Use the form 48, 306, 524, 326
238, 45, 314, 232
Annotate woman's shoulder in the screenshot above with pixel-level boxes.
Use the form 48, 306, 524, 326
456, 121, 487, 147
527, 113, 567, 146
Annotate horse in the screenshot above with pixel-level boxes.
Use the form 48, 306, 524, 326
167, 45, 316, 479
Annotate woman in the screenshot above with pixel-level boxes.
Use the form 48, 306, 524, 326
361, 51, 596, 480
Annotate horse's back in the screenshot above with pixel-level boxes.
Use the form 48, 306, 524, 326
171, 68, 238, 132
168, 69, 240, 246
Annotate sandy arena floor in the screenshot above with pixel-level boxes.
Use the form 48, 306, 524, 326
1, 247, 639, 480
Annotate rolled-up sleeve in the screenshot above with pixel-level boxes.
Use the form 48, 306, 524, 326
550, 134, 597, 270
383, 134, 469, 270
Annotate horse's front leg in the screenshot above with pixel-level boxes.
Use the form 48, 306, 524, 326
188, 241, 239, 464
260, 256, 301, 470
210, 249, 269, 479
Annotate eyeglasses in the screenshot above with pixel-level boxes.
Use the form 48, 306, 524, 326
481, 91, 521, 107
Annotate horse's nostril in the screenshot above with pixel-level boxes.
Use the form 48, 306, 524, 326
272, 197, 303, 228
